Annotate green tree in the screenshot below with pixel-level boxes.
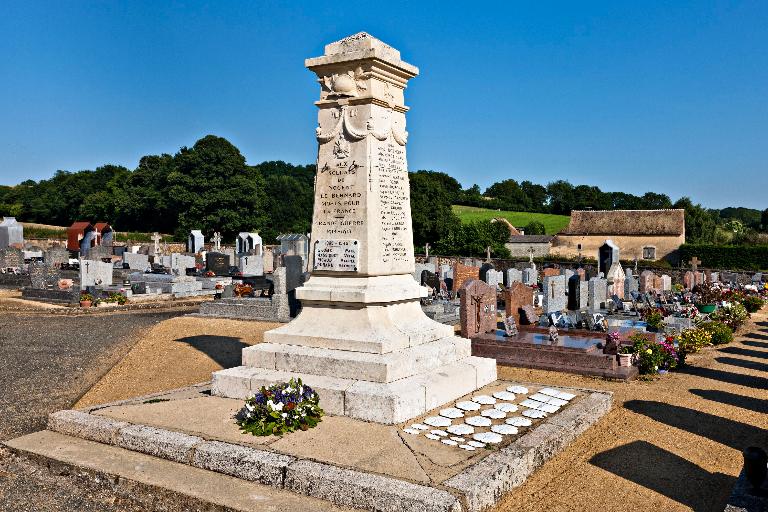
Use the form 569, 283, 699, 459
524, 221, 546, 235
673, 197, 717, 244
168, 135, 267, 239
521, 181, 547, 212
546, 180, 575, 214
409, 171, 461, 247
640, 192, 673, 210
762, 208, 768, 232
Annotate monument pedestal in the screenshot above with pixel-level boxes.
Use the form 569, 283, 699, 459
212, 33, 496, 424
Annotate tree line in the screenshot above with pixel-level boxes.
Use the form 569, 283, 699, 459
1, 135, 765, 255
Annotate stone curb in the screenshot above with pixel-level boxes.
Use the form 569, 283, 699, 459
285, 459, 463, 512
46, 409, 463, 510
193, 440, 295, 488
443, 391, 613, 512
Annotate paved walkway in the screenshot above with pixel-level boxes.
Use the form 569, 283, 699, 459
0, 310, 183, 511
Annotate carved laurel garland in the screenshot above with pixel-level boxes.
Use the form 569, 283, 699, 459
315, 106, 408, 146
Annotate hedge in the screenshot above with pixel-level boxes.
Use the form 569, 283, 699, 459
679, 244, 768, 271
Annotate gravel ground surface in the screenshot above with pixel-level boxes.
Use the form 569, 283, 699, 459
0, 309, 185, 511
76, 316, 281, 407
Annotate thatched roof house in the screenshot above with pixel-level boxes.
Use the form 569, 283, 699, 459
551, 209, 685, 262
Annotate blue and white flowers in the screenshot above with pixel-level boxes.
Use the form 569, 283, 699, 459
236, 377, 324, 436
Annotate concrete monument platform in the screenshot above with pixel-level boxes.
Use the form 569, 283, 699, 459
5, 380, 612, 512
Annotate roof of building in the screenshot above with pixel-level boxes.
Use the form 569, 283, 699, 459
558, 209, 685, 236
506, 235, 554, 244
94, 222, 112, 232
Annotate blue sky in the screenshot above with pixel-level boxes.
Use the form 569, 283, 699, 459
1, 1, 766, 209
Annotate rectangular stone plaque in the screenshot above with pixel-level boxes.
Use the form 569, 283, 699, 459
313, 239, 359, 272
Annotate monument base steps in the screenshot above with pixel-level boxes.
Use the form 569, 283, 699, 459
4, 381, 612, 512
213, 355, 496, 423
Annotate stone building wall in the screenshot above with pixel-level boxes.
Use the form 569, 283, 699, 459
549, 234, 685, 262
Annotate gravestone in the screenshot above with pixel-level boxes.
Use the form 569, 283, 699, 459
520, 304, 538, 325
239, 254, 264, 276
588, 277, 607, 309
624, 275, 639, 295
123, 252, 150, 270
504, 282, 534, 326
212, 32, 496, 424
479, 263, 494, 283
420, 269, 440, 291
45, 246, 69, 268
567, 274, 581, 311
542, 274, 567, 314
542, 267, 560, 278
505, 268, 522, 286
206, 252, 231, 276
0, 247, 24, 269
79, 260, 113, 289
171, 253, 196, 274
485, 269, 503, 289
522, 267, 538, 286
710, 272, 719, 283
283, 255, 303, 292
263, 247, 275, 273
84, 245, 111, 261
439, 264, 452, 280
453, 262, 480, 291
187, 230, 204, 253
579, 281, 589, 310
683, 271, 695, 289
652, 274, 663, 292
561, 268, 575, 282
598, 240, 620, 276
29, 264, 60, 289
576, 268, 586, 281
694, 272, 705, 286
459, 279, 497, 338
413, 262, 436, 282
0, 217, 23, 249
130, 281, 147, 295
606, 262, 625, 299
639, 270, 656, 293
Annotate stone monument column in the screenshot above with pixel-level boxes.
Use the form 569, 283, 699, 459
213, 32, 496, 424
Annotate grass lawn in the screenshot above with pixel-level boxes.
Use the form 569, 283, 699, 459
452, 205, 570, 234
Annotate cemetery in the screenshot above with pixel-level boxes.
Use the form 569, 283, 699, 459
1, 16, 767, 512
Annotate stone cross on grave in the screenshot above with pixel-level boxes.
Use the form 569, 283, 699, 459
689, 256, 701, 272
486, 246, 492, 262
424, 242, 430, 260
151, 232, 162, 255
528, 247, 535, 264
212, 232, 222, 251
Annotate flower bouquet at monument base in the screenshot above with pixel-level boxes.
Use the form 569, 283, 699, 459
236, 377, 324, 436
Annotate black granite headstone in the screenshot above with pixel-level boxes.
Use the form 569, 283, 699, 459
206, 252, 231, 276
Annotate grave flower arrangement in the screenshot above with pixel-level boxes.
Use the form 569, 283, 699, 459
676, 327, 712, 365
626, 332, 679, 375
711, 302, 748, 331
236, 377, 324, 436
641, 307, 664, 331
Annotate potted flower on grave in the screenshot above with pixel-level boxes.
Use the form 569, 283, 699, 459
79, 292, 93, 308
641, 307, 664, 332
236, 377, 324, 436
617, 345, 634, 367
692, 282, 719, 314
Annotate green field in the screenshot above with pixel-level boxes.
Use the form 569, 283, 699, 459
451, 205, 570, 234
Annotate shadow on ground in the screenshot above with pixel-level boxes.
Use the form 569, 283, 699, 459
689, 389, 768, 414
176, 335, 248, 368
742, 339, 768, 349
743, 332, 768, 341
624, 400, 768, 451
715, 356, 768, 373
718, 346, 768, 359
676, 365, 768, 389
590, 440, 734, 511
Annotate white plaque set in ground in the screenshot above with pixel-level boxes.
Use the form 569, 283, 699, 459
212, 32, 496, 424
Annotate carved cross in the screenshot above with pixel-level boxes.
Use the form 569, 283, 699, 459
151, 232, 162, 255
689, 256, 701, 272
470, 293, 484, 334
212, 232, 222, 251
424, 243, 430, 260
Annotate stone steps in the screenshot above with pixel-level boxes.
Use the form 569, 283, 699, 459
4, 430, 349, 512
213, 355, 496, 423
241, 336, 471, 383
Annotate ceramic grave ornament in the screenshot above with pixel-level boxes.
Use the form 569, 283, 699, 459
212, 32, 496, 424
